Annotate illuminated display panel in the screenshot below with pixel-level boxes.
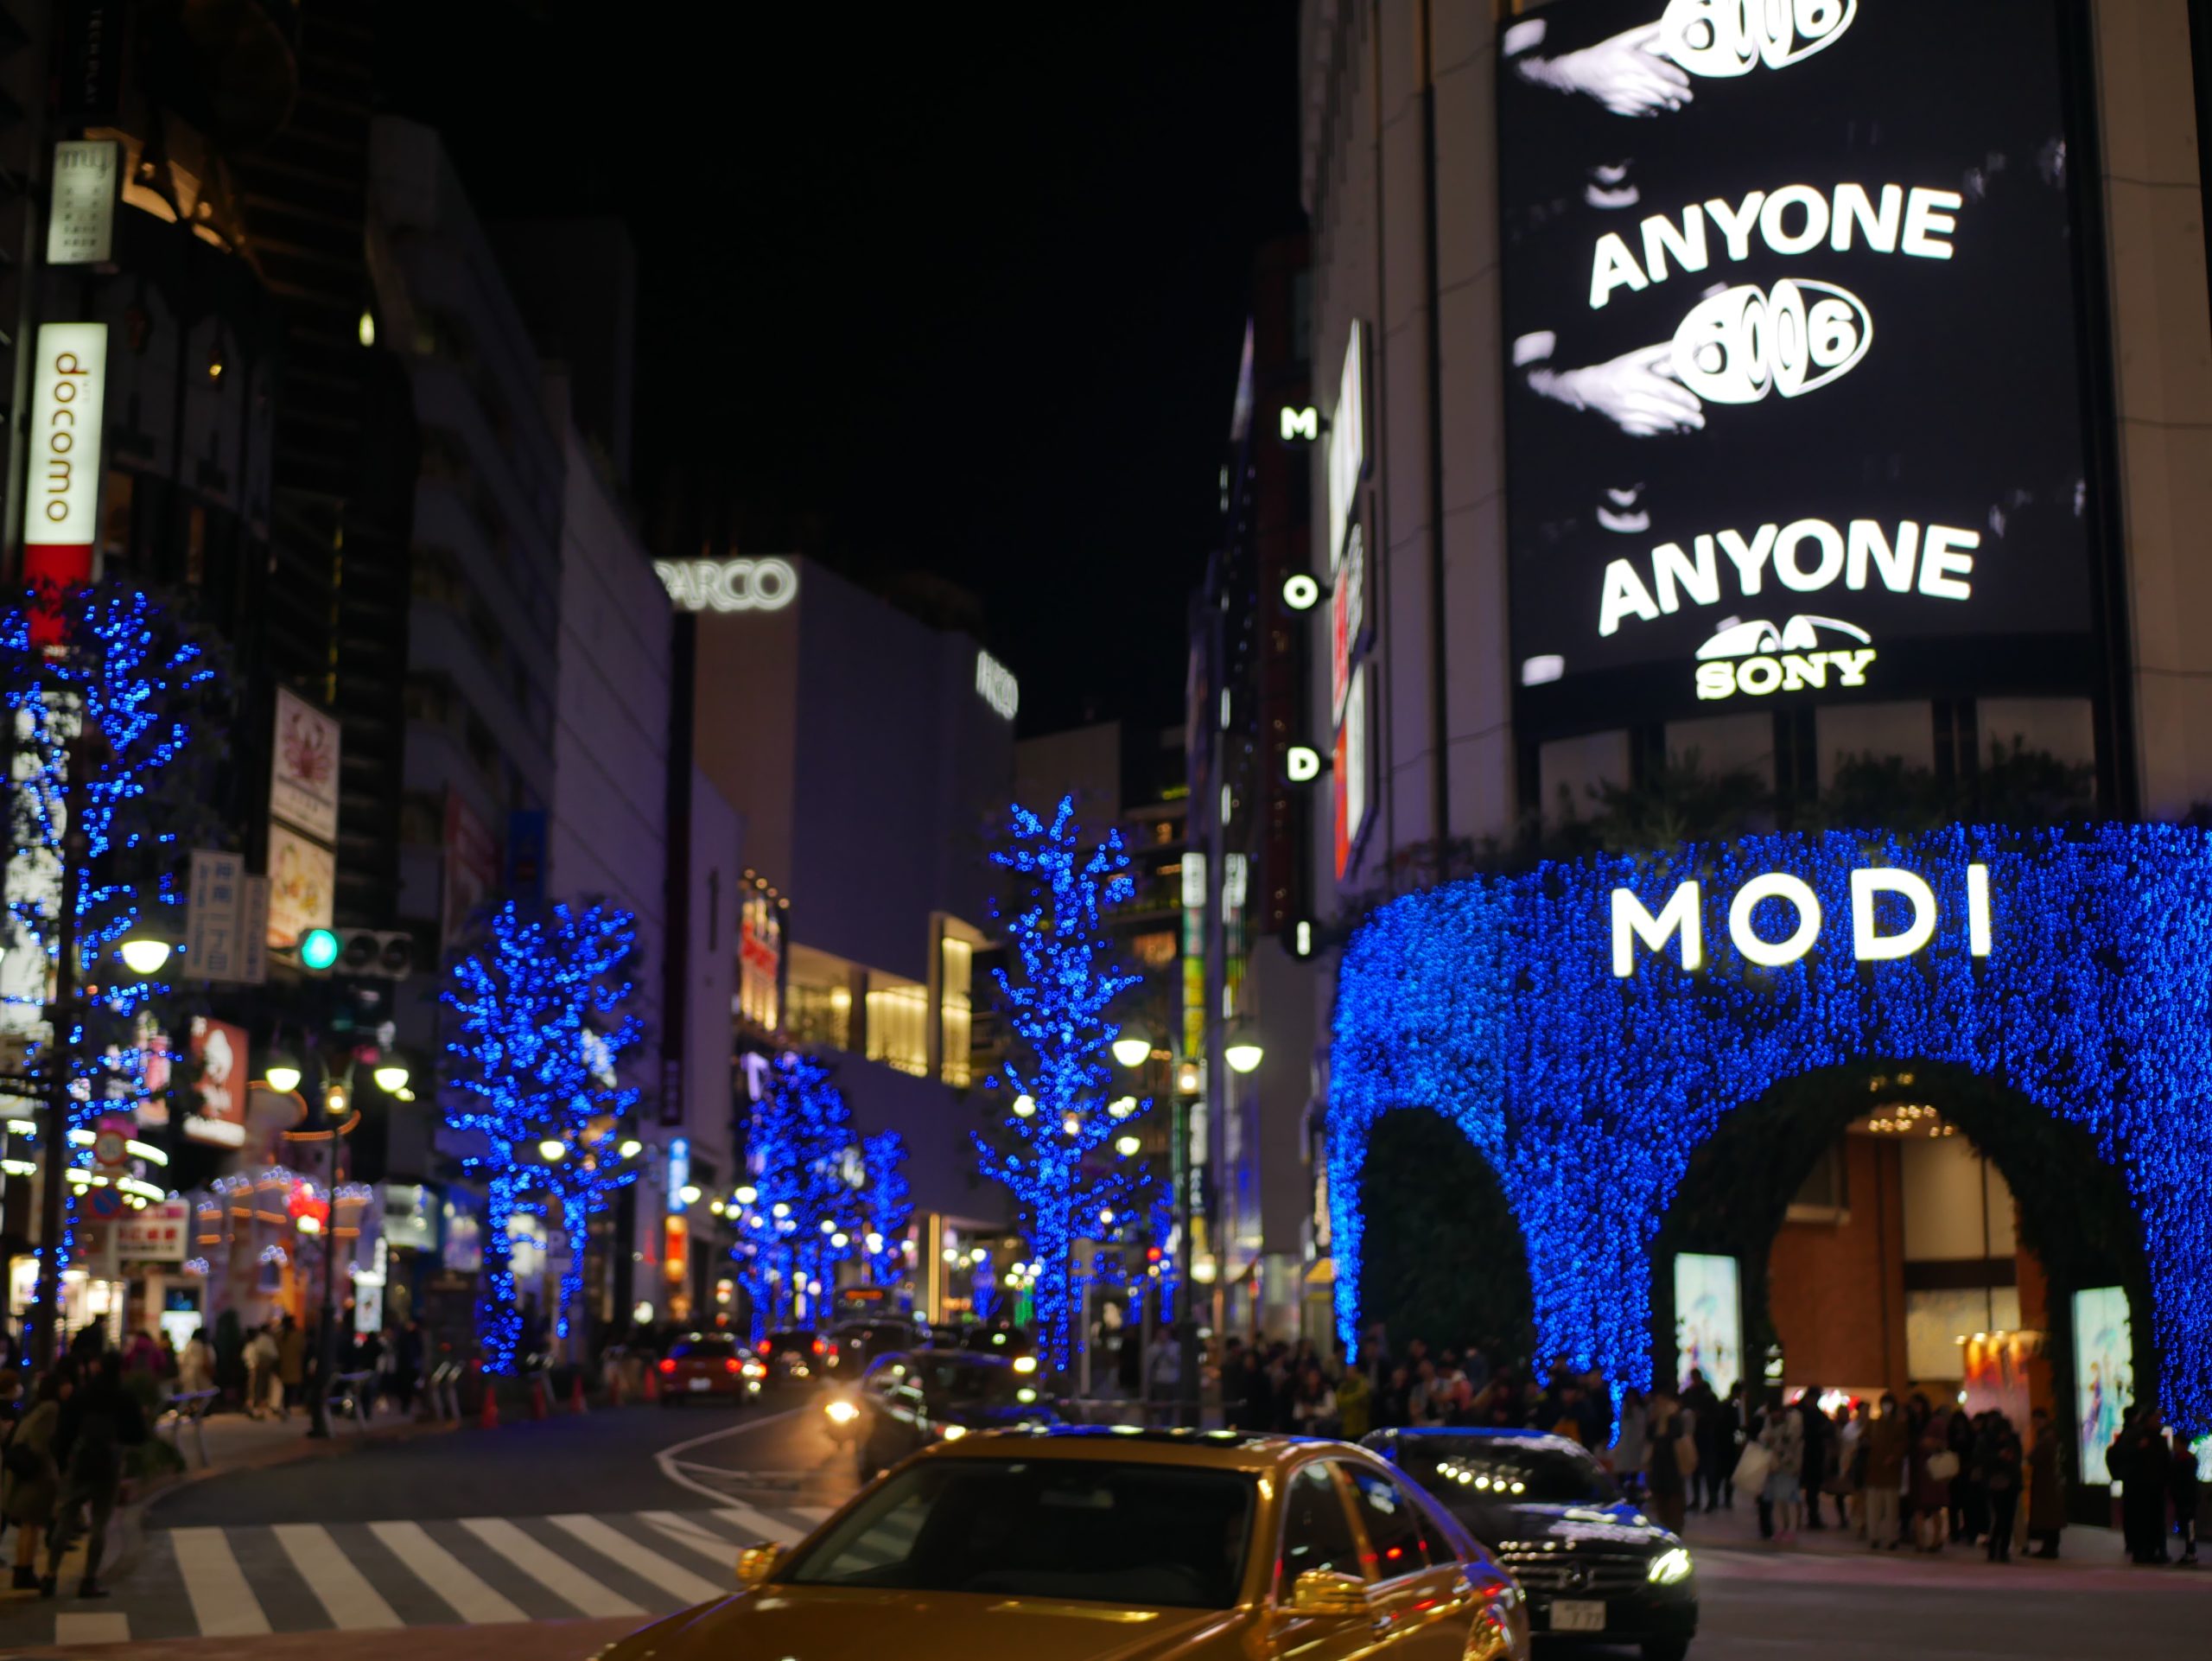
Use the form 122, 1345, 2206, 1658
1498, 0, 2099, 737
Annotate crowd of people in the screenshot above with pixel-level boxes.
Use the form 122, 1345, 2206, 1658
1164, 1327, 2204, 1569
0, 1329, 153, 1600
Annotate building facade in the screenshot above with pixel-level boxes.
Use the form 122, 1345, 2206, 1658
1293, 0, 2212, 1478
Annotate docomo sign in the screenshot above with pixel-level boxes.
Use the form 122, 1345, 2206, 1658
22, 322, 108, 598
652, 557, 798, 614
1611, 864, 1993, 977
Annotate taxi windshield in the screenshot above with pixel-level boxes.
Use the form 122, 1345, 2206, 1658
779, 1457, 1255, 1608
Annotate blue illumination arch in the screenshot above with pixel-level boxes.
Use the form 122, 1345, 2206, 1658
1327, 823, 2212, 1434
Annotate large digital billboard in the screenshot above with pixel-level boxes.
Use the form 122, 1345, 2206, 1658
2071, 1284, 2131, 1486
1499, 0, 2099, 739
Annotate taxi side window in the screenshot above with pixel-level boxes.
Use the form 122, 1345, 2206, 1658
1278, 1462, 1364, 1589
1349, 1468, 1433, 1575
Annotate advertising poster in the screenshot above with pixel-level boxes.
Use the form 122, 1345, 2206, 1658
1673, 1251, 1742, 1397
270, 688, 341, 843
265, 822, 334, 951
184, 1016, 249, 1148
1498, 0, 2097, 737
2072, 1285, 2132, 1485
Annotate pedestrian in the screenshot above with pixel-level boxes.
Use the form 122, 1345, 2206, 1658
3, 1372, 64, 1590
2171, 1429, 2202, 1567
1861, 1393, 1907, 1550
1975, 1411, 2023, 1562
1611, 1386, 1649, 1495
1334, 1360, 1373, 1441
1713, 1383, 1745, 1510
1761, 1402, 1805, 1543
2113, 1410, 2170, 1564
1681, 1368, 1718, 1510
1837, 1401, 1867, 1534
1144, 1326, 1182, 1422
1290, 1363, 1334, 1436
1375, 1365, 1411, 1430
1945, 1404, 1977, 1543
177, 1327, 214, 1396
46, 1352, 144, 1599
1796, 1385, 1829, 1531
276, 1315, 306, 1418
245, 1323, 279, 1420
1913, 1402, 1954, 1553
121, 1328, 162, 1375
2025, 1406, 2066, 1558
1645, 1388, 1688, 1535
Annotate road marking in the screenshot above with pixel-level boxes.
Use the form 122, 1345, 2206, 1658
170, 1527, 273, 1637
367, 1520, 527, 1626
53, 1613, 130, 1645
459, 1518, 642, 1618
274, 1522, 403, 1630
652, 1406, 808, 1505
638, 1510, 751, 1567
548, 1514, 724, 1603
714, 1502, 804, 1544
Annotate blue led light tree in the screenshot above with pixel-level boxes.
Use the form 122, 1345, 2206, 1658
976, 798, 1154, 1374
735, 1052, 870, 1332
860, 1129, 912, 1289
0, 582, 226, 1358
442, 901, 641, 1371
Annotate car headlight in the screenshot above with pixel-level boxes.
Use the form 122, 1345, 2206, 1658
824, 1398, 859, 1424
1012, 1355, 1038, 1374
940, 1422, 968, 1441
1648, 1547, 1694, 1586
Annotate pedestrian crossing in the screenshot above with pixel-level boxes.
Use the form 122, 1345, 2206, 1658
0, 1501, 836, 1648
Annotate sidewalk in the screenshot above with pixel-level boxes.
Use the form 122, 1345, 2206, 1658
1675, 1495, 2211, 1594
0, 1401, 454, 1613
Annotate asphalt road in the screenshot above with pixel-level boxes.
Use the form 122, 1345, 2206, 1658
2, 1397, 2206, 1658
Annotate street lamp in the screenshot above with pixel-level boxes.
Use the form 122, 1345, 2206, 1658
262, 1053, 304, 1096
1224, 1038, 1265, 1075
117, 927, 174, 977
1110, 1033, 1153, 1069
371, 1060, 410, 1093
618, 1138, 643, 1159
539, 1138, 568, 1162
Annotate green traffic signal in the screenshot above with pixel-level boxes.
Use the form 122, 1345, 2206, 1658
298, 927, 340, 971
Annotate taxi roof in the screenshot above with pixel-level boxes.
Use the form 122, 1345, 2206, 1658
924, 1424, 1342, 1473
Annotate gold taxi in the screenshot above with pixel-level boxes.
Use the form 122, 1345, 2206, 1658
594, 1426, 1527, 1660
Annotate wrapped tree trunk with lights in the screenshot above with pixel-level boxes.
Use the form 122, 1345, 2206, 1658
976, 798, 1154, 1377
734, 1051, 885, 1332
442, 901, 642, 1372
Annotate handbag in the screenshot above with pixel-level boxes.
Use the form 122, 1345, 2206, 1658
1926, 1449, 1961, 1482
1674, 1433, 1699, 1478
1732, 1441, 1774, 1493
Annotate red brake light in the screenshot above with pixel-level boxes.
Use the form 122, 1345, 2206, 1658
811, 1337, 827, 1356
658, 1358, 676, 1374
756, 1340, 771, 1356
725, 1358, 741, 1374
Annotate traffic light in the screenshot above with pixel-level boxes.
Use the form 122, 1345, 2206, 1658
334, 929, 414, 979
297, 928, 340, 971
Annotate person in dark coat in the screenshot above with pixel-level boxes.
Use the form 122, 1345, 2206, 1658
1974, 1412, 2024, 1562
2026, 1406, 2067, 1558
45, 1353, 144, 1599
2113, 1411, 2171, 1564
3, 1373, 65, 1589
1796, 1385, 1832, 1530
2171, 1430, 2202, 1566
1645, 1388, 1688, 1535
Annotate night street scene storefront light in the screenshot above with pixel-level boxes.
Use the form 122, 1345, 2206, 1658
262, 1054, 303, 1095
372, 1060, 410, 1093
1224, 1039, 1264, 1074
117, 932, 172, 976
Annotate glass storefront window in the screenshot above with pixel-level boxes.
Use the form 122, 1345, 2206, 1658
939, 934, 972, 1087
867, 977, 929, 1078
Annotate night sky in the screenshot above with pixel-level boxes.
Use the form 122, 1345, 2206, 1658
379, 5, 1304, 735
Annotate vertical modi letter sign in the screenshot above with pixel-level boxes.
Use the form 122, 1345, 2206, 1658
1612, 863, 1993, 976
22, 322, 107, 638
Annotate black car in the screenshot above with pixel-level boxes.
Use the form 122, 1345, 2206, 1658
754, 1329, 832, 1383
849, 1351, 1059, 1480
957, 1321, 1036, 1362
1364, 1428, 1696, 1661
828, 1317, 932, 1374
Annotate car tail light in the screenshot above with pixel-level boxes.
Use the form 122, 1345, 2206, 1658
725, 1358, 741, 1375
755, 1339, 771, 1356
811, 1336, 827, 1356
658, 1359, 676, 1375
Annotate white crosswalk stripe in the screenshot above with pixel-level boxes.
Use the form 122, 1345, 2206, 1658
7, 1507, 839, 1646
367, 1519, 528, 1626
547, 1513, 726, 1603
275, 1522, 404, 1630
460, 1516, 645, 1618
169, 1526, 272, 1638
715, 1501, 806, 1543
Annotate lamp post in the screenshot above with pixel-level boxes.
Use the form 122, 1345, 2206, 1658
27, 729, 88, 1371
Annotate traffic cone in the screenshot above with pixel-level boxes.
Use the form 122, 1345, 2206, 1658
570, 1371, 588, 1414
480, 1375, 499, 1431
530, 1376, 548, 1420
643, 1362, 659, 1404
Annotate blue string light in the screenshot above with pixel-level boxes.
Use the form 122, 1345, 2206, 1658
442, 901, 642, 1371
979, 798, 1154, 1372
861, 1129, 912, 1289
1328, 823, 2212, 1435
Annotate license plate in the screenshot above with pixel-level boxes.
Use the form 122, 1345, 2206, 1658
1549, 1601, 1605, 1632
688, 1378, 712, 1392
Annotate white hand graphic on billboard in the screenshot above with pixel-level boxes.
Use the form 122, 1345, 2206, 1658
1531, 343, 1706, 436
